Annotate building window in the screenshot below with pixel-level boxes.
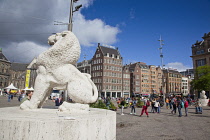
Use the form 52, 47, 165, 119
196, 59, 206, 67
196, 50, 204, 55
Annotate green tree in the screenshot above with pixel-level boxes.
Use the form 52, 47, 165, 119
191, 65, 210, 91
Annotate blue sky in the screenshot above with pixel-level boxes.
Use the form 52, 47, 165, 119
0, 0, 210, 71
79, 0, 210, 71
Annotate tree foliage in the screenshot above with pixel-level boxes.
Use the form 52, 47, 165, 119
191, 65, 210, 91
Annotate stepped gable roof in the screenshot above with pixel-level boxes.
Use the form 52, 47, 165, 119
0, 51, 9, 62
10, 63, 28, 71
202, 32, 210, 39
194, 40, 203, 45
99, 45, 121, 57
192, 32, 210, 47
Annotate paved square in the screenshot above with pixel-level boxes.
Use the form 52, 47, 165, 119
0, 96, 210, 140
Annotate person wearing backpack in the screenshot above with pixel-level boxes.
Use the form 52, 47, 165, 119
177, 97, 182, 117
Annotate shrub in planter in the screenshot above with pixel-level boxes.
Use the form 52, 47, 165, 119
136, 97, 144, 108
118, 103, 129, 109
89, 99, 108, 109
109, 101, 117, 111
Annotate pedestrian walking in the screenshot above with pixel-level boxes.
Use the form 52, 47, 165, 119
187, 97, 192, 106
130, 98, 136, 115
184, 98, 189, 116
177, 98, 183, 117
106, 97, 111, 109
165, 98, 169, 109
120, 98, 126, 115
7, 92, 11, 102
169, 97, 172, 109
171, 96, 177, 114
53, 95, 63, 107
151, 98, 155, 113
18, 90, 25, 102
154, 99, 160, 113
157, 97, 161, 113
140, 97, 149, 117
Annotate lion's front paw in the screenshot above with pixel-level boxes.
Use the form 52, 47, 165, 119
58, 102, 89, 114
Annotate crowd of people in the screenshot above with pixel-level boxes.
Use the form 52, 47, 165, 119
2, 89, 64, 107
2, 89, 207, 115
114, 95, 206, 117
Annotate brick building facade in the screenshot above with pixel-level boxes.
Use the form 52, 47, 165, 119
91, 43, 123, 98
122, 65, 130, 97
127, 62, 163, 97
163, 69, 182, 95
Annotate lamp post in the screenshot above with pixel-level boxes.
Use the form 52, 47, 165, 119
63, 0, 82, 101
68, 0, 82, 31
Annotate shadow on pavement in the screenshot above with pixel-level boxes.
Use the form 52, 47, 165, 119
190, 114, 209, 118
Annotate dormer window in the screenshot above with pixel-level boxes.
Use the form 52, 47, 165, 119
112, 54, 114, 58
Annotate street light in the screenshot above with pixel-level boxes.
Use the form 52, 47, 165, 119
68, 0, 82, 31
74, 4, 82, 12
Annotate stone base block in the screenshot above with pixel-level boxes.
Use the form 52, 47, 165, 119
0, 107, 116, 140
200, 99, 209, 106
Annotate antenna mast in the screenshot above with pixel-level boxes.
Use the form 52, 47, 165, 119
158, 35, 164, 69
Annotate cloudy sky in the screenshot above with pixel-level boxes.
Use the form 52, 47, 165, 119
0, 0, 210, 71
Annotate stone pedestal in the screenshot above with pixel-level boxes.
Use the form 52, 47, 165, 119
200, 99, 209, 106
0, 107, 116, 140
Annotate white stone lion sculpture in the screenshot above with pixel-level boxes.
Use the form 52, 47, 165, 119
200, 90, 207, 99
199, 90, 208, 106
20, 31, 98, 110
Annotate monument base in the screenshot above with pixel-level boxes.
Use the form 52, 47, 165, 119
0, 107, 116, 140
200, 99, 209, 106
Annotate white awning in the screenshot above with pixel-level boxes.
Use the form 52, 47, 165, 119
5, 83, 18, 89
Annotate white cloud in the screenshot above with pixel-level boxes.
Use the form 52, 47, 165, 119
165, 62, 192, 72
73, 13, 120, 46
3, 41, 48, 63
0, 0, 121, 63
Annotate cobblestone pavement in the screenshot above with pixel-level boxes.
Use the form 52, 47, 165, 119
115, 102, 210, 140
1, 96, 210, 140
